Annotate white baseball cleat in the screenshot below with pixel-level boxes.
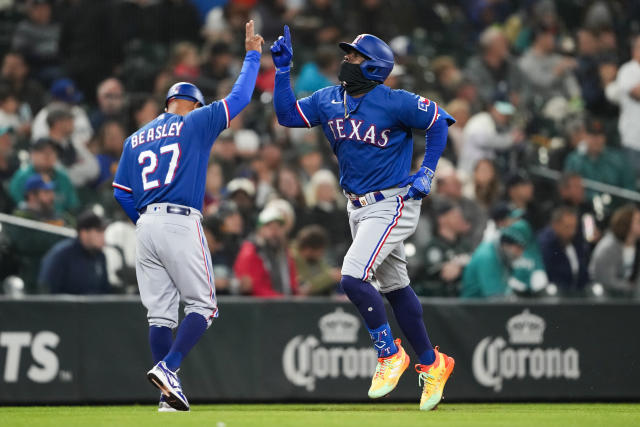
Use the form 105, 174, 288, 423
147, 361, 190, 411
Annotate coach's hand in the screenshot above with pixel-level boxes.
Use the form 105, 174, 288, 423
270, 25, 293, 69
399, 166, 434, 200
245, 20, 264, 53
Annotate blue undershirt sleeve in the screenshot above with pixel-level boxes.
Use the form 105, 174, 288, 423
224, 50, 261, 120
114, 187, 139, 224
422, 117, 449, 171
274, 69, 318, 127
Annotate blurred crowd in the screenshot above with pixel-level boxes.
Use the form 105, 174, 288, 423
1, 0, 640, 300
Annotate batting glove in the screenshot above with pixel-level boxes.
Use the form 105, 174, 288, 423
399, 166, 435, 200
270, 25, 293, 70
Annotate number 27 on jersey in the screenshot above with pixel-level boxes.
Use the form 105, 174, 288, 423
138, 143, 181, 191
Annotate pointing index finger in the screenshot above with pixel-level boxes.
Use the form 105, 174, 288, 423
246, 20, 254, 39
284, 25, 291, 47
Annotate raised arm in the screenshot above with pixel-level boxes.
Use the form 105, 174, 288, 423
271, 25, 311, 128
223, 20, 264, 120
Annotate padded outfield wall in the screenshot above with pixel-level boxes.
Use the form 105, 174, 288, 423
0, 296, 638, 403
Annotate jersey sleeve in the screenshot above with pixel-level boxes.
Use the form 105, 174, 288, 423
112, 142, 132, 193
391, 90, 455, 130
294, 91, 322, 128
187, 100, 229, 149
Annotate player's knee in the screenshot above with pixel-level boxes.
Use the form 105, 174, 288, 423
341, 275, 374, 305
149, 318, 178, 330
184, 309, 214, 329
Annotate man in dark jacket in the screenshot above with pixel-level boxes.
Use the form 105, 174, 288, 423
538, 206, 589, 294
38, 211, 111, 294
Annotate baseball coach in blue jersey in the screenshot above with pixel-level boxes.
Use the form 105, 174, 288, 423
113, 21, 264, 412
271, 27, 456, 410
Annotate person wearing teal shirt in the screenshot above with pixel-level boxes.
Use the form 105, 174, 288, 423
9, 138, 79, 215
461, 219, 548, 298
564, 118, 635, 199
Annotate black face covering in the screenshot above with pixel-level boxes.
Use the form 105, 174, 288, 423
338, 62, 379, 96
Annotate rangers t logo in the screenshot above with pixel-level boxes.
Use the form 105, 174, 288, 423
418, 97, 430, 112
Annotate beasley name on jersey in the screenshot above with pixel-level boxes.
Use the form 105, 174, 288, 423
113, 100, 229, 212
296, 84, 453, 195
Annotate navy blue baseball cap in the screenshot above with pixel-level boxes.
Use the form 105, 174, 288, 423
24, 174, 55, 194
50, 78, 84, 104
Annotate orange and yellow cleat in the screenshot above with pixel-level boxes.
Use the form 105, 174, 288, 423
415, 346, 455, 411
368, 338, 410, 399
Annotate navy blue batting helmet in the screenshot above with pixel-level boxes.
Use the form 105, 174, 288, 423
165, 82, 205, 108
339, 34, 394, 82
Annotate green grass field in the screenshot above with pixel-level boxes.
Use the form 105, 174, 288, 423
2, 403, 639, 427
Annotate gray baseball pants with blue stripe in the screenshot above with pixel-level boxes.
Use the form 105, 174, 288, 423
135, 203, 218, 329
341, 186, 421, 293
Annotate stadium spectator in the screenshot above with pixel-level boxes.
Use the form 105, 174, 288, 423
203, 161, 224, 215
233, 206, 298, 297
590, 204, 640, 298
443, 98, 471, 161
575, 29, 613, 117
202, 215, 238, 295
46, 107, 99, 186
12, 174, 69, 226
275, 166, 307, 235
293, 225, 341, 296
294, 0, 343, 47
464, 26, 523, 107
616, 35, 640, 174
11, 0, 61, 84
127, 94, 161, 134
0, 51, 46, 114
198, 42, 235, 96
0, 84, 31, 139
414, 200, 472, 297
461, 220, 527, 298
294, 46, 339, 97
304, 169, 350, 261
564, 117, 635, 198
214, 200, 246, 264
89, 77, 126, 131
458, 98, 524, 174
431, 166, 486, 248
518, 23, 580, 110
548, 117, 585, 171
226, 177, 257, 233
31, 78, 93, 151
38, 211, 111, 294
92, 120, 126, 188
538, 206, 589, 294
462, 219, 547, 298
504, 172, 546, 231
0, 126, 18, 213
9, 138, 78, 214
463, 158, 501, 210
171, 42, 201, 82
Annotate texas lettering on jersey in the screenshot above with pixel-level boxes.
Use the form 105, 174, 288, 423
295, 84, 454, 195
326, 118, 390, 148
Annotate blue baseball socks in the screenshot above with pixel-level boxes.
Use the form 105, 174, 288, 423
385, 286, 435, 365
149, 325, 173, 365
161, 313, 209, 372
341, 275, 398, 358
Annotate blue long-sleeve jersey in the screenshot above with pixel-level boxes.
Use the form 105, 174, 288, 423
274, 70, 455, 195
113, 50, 261, 223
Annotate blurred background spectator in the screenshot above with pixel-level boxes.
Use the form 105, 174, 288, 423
38, 210, 110, 294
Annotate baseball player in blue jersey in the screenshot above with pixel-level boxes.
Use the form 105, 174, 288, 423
271, 27, 455, 410
113, 21, 264, 412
